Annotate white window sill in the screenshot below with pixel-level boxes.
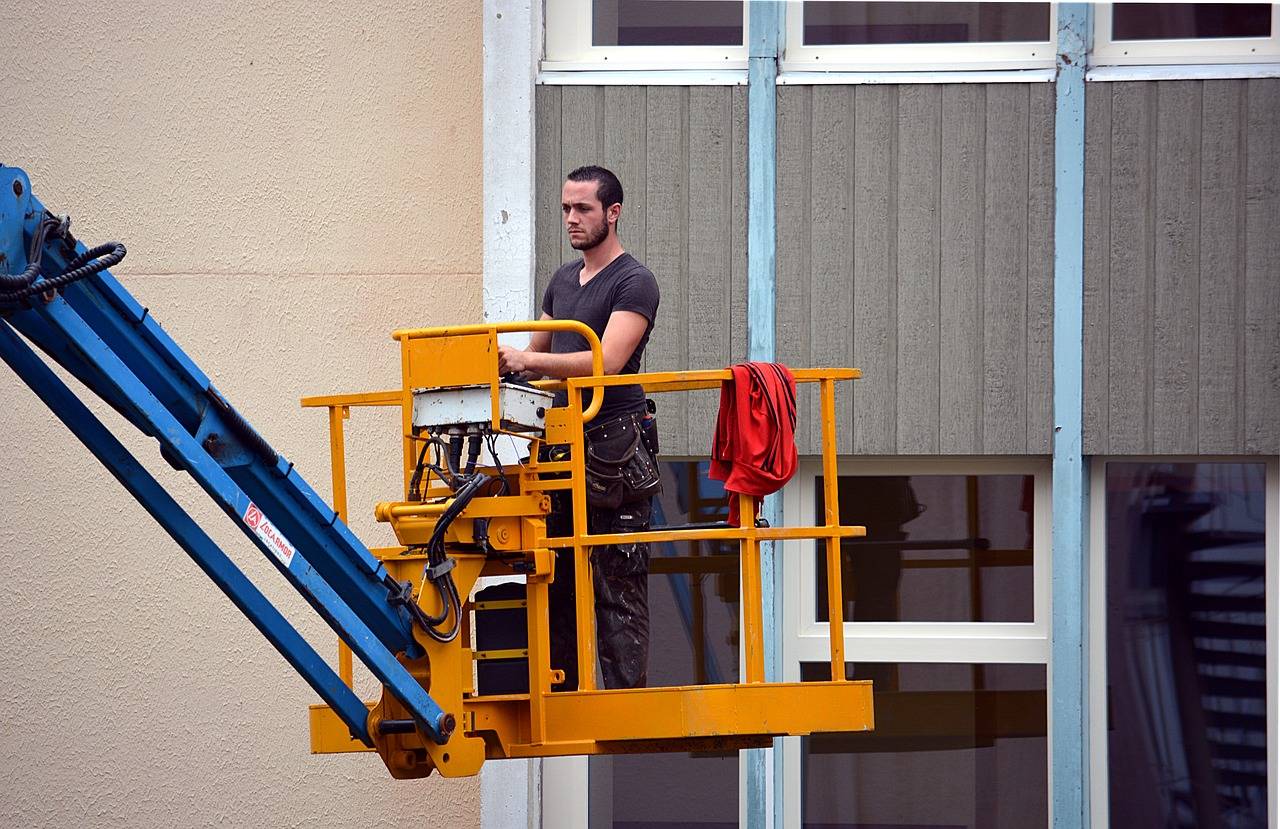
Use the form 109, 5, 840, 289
778, 68, 1055, 85
537, 69, 749, 86
1087, 62, 1280, 81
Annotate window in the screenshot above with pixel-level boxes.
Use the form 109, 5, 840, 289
783, 458, 1051, 827
801, 662, 1048, 828
1092, 3, 1280, 66
544, 0, 748, 71
1091, 460, 1277, 829
784, 2, 1055, 72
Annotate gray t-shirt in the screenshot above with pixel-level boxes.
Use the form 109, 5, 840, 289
541, 252, 660, 420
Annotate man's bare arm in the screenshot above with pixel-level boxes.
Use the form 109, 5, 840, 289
497, 311, 648, 378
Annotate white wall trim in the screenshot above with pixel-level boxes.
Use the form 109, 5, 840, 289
778, 68, 1054, 85
483, 0, 539, 334
1087, 62, 1280, 81
538, 69, 748, 85
481, 2, 540, 828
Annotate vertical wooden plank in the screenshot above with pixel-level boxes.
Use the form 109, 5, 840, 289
1152, 81, 1201, 454
644, 86, 690, 454
1107, 82, 1155, 454
603, 87, 648, 274
895, 84, 941, 454
1083, 82, 1112, 455
1198, 79, 1244, 453
535, 86, 563, 305
982, 84, 1029, 453
560, 86, 605, 266
730, 87, 749, 369
1244, 78, 1280, 453
852, 85, 897, 455
1026, 84, 1056, 455
775, 86, 813, 452
938, 84, 984, 454
687, 87, 733, 456
809, 85, 854, 456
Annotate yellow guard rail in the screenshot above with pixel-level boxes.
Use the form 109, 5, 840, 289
301, 321, 872, 779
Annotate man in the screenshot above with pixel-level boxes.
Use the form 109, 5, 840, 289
497, 165, 660, 690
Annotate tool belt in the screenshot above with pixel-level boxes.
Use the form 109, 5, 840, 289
583, 409, 661, 510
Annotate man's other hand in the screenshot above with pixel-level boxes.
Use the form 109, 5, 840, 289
497, 345, 531, 377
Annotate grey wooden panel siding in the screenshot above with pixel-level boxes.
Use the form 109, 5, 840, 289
1083, 79, 1280, 455
534, 85, 748, 456
776, 84, 1056, 455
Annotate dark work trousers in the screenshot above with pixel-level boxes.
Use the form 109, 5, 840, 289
545, 416, 657, 691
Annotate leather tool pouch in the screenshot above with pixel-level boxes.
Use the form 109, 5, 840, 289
584, 413, 662, 510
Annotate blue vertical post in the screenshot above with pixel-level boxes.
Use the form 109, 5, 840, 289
746, 2, 782, 828
1052, 5, 1092, 827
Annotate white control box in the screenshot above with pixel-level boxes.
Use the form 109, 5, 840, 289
411, 382, 557, 434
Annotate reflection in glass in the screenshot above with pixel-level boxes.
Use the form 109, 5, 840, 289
590, 461, 738, 827
815, 475, 1035, 623
1106, 463, 1268, 828
801, 662, 1048, 828
1112, 3, 1272, 41
593, 0, 744, 46
803, 2, 1050, 46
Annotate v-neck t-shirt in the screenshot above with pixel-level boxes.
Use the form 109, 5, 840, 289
541, 252, 660, 420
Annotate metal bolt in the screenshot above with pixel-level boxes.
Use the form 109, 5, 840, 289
12, 179, 22, 198
436, 712, 457, 741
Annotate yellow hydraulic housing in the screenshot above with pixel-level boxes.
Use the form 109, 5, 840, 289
302, 320, 872, 779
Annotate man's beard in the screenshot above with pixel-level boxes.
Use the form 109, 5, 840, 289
569, 219, 609, 251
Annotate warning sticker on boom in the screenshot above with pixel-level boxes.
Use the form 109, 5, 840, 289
243, 503, 296, 567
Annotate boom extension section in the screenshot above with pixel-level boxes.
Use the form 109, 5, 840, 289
1, 166, 873, 780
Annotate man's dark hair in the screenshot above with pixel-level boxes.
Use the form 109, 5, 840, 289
566, 165, 624, 210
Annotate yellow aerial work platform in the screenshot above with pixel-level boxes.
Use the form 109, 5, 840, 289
302, 320, 872, 779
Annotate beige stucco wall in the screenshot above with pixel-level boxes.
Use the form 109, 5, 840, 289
0, 1, 482, 825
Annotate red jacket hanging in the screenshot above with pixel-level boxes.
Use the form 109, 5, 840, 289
709, 362, 799, 526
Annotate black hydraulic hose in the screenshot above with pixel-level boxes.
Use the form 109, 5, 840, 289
0, 213, 59, 292
0, 223, 125, 301
464, 434, 482, 475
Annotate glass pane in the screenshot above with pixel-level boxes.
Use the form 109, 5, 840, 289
1106, 462, 1269, 829
589, 460, 738, 827
803, 2, 1050, 46
593, 0, 744, 47
801, 662, 1048, 828
814, 474, 1035, 623
1113, 3, 1272, 41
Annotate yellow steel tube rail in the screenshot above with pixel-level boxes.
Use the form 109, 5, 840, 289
302, 343, 867, 774
391, 320, 608, 423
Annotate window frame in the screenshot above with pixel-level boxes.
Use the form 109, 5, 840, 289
542, 0, 750, 72
781, 1, 1058, 73
786, 456, 1053, 665
1091, 2, 1280, 67
1087, 455, 1280, 829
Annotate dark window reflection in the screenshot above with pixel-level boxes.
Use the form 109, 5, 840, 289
801, 662, 1047, 828
815, 474, 1035, 623
804, 2, 1050, 46
593, 0, 744, 46
1106, 463, 1268, 829
1113, 3, 1272, 40
590, 460, 738, 827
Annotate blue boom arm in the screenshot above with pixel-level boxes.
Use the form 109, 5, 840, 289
0, 165, 454, 746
